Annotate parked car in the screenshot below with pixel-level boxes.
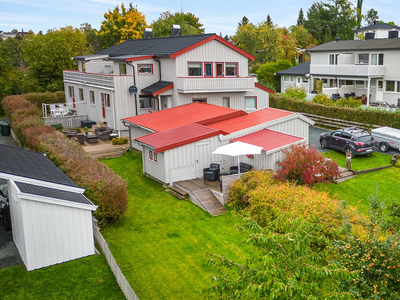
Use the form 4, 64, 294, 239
320, 127, 376, 157
371, 127, 400, 152
0, 182, 11, 231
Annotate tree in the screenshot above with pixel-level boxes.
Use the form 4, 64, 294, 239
98, 3, 148, 47
266, 14, 273, 26
289, 25, 313, 49
279, 27, 299, 62
237, 16, 249, 28
356, 0, 363, 28
256, 59, 292, 91
297, 8, 305, 26
364, 8, 379, 25
151, 11, 204, 37
80, 23, 105, 53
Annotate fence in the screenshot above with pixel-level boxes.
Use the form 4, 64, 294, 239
44, 115, 88, 129
93, 219, 139, 300
302, 113, 381, 131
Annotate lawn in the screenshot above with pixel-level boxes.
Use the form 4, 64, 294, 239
100, 150, 256, 300
317, 151, 399, 213
0, 253, 124, 299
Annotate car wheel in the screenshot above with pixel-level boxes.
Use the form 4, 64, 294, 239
320, 139, 327, 149
380, 142, 389, 152
345, 147, 355, 158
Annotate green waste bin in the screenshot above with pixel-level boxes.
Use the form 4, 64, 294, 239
0, 122, 3, 135
1, 121, 10, 136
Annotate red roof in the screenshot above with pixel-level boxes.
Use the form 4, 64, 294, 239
207, 107, 295, 134
136, 123, 222, 153
255, 82, 275, 94
123, 102, 246, 132
231, 129, 304, 152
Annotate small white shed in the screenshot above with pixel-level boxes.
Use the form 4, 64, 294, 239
0, 144, 97, 271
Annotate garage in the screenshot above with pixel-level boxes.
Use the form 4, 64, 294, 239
0, 144, 97, 271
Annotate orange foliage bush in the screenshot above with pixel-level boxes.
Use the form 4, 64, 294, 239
2, 95, 32, 119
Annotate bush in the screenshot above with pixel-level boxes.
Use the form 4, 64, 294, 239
274, 143, 340, 186
24, 91, 66, 109
312, 94, 362, 108
281, 85, 307, 100
112, 137, 128, 145
2, 95, 32, 119
51, 123, 63, 130
13, 115, 44, 146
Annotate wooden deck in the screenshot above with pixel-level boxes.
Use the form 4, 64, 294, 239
81, 137, 130, 159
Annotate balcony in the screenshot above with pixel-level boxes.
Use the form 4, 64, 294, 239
175, 77, 255, 93
310, 64, 386, 78
63, 71, 115, 89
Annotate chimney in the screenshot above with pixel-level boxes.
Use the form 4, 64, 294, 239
171, 24, 181, 37
335, 36, 340, 42
144, 28, 153, 39
374, 19, 380, 25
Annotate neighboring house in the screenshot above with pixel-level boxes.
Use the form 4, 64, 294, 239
276, 61, 310, 94
123, 102, 313, 184
354, 20, 400, 40
277, 22, 400, 105
63, 28, 273, 134
0, 30, 28, 40
0, 144, 97, 271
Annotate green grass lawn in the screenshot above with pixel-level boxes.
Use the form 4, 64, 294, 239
0, 254, 124, 300
317, 151, 399, 213
101, 150, 256, 300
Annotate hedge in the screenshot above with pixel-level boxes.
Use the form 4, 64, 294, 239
270, 94, 400, 129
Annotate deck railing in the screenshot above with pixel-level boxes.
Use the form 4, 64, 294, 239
43, 115, 88, 129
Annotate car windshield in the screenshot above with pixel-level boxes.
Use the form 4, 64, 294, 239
358, 135, 373, 143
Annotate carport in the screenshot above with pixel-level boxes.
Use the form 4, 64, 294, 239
0, 144, 97, 271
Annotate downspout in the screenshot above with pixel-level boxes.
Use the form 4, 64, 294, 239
127, 62, 138, 116
122, 120, 132, 150
154, 57, 162, 111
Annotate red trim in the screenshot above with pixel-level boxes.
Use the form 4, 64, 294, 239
126, 55, 154, 62
137, 64, 153, 74
149, 150, 153, 160
216, 62, 224, 77
152, 83, 174, 97
169, 34, 255, 60
255, 82, 275, 94
204, 62, 213, 77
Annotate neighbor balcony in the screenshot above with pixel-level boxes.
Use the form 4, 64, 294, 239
310, 64, 386, 77
175, 77, 255, 93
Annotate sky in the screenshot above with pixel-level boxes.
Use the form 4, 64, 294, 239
0, 0, 398, 37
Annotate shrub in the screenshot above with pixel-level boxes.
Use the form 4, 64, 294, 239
51, 123, 63, 130
24, 91, 66, 109
2, 95, 32, 119
274, 143, 340, 186
24, 125, 55, 151
112, 137, 128, 145
281, 85, 307, 100
13, 115, 44, 146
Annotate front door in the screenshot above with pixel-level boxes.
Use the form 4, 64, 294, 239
195, 140, 211, 178
101, 95, 106, 118
71, 87, 76, 108
376, 80, 383, 102
296, 77, 301, 88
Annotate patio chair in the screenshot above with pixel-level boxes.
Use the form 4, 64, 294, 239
229, 162, 252, 174
203, 163, 220, 181
95, 126, 113, 140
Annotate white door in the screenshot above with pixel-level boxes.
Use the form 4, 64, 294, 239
296, 77, 301, 88
195, 140, 211, 178
376, 80, 383, 102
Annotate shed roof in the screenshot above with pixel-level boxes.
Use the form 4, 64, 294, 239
308, 38, 400, 52
141, 81, 174, 96
275, 61, 310, 76
0, 144, 77, 187
231, 129, 304, 152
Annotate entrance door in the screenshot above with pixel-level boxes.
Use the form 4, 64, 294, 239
195, 140, 211, 178
296, 77, 301, 88
101, 94, 106, 118
71, 87, 76, 108
376, 80, 383, 102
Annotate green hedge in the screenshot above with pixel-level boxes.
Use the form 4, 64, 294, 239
24, 91, 65, 109
270, 94, 400, 129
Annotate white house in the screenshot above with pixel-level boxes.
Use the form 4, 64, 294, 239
123, 102, 313, 185
277, 22, 400, 106
0, 144, 97, 271
63, 27, 273, 134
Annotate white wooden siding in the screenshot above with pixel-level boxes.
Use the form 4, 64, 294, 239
85, 60, 114, 74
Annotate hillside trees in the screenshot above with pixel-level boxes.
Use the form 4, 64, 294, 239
152, 11, 204, 37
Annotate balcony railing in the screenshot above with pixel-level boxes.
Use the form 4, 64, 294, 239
175, 77, 255, 93
310, 65, 386, 77
63, 71, 115, 89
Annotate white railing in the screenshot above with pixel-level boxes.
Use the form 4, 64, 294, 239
310, 65, 386, 77
175, 77, 254, 92
44, 115, 88, 129
63, 71, 115, 89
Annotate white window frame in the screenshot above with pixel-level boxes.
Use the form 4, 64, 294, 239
356, 53, 369, 65
138, 64, 153, 74
89, 90, 95, 105
245, 96, 257, 110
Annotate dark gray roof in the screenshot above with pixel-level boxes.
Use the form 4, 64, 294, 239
15, 182, 92, 206
275, 62, 310, 76
308, 38, 400, 52
141, 81, 174, 95
95, 34, 215, 57
354, 22, 400, 33
0, 144, 77, 187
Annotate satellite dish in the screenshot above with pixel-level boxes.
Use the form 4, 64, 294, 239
128, 86, 138, 95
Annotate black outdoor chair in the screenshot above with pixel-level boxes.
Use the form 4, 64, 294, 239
229, 162, 252, 174
203, 163, 220, 181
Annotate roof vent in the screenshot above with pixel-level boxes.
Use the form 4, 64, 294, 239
144, 28, 153, 39
171, 24, 181, 37
335, 36, 340, 42
374, 19, 380, 25
388, 30, 399, 39
365, 32, 375, 40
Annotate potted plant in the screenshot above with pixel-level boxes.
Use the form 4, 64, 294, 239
83, 126, 89, 135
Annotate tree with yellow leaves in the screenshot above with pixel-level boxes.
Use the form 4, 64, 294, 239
98, 3, 148, 48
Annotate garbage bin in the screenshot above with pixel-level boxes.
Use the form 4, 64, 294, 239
0, 121, 3, 136
1, 121, 10, 136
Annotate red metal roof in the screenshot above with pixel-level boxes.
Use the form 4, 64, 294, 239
231, 129, 304, 152
255, 82, 275, 94
136, 123, 222, 153
123, 102, 246, 132
207, 107, 295, 134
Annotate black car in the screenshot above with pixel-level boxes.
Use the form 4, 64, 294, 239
320, 127, 376, 157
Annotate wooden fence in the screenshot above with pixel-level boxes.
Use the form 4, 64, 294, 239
302, 113, 381, 131
93, 219, 139, 300
44, 115, 88, 129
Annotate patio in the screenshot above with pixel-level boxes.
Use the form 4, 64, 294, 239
81, 137, 130, 159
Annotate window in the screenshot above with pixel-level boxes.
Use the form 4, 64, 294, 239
101, 93, 111, 107
139, 96, 154, 108
245, 96, 257, 110
68, 86, 74, 98
204, 62, 212, 77
138, 64, 153, 74
216, 63, 223, 76
225, 63, 238, 76
149, 150, 153, 160
79, 88, 84, 101
329, 54, 338, 65
356, 53, 369, 64
397, 82, 400, 93
329, 79, 337, 88
386, 81, 395, 92
379, 53, 384, 65
370, 80, 376, 89
89, 91, 95, 104
340, 80, 354, 86
378, 81, 383, 91
192, 98, 207, 103
322, 78, 328, 86
188, 62, 202, 76
356, 80, 364, 88
303, 77, 309, 83
371, 53, 377, 65
284, 76, 294, 82
154, 152, 158, 162
119, 63, 127, 75
223, 97, 230, 108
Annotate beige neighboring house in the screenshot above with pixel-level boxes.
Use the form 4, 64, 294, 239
63, 27, 274, 135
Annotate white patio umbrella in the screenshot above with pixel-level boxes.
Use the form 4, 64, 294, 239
212, 141, 263, 174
